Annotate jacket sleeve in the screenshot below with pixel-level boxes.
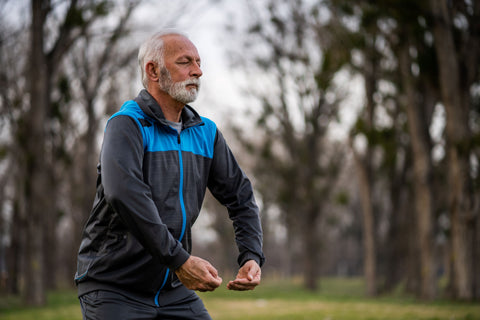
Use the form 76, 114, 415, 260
207, 129, 265, 267
101, 115, 190, 270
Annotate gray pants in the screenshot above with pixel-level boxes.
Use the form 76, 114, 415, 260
79, 290, 212, 320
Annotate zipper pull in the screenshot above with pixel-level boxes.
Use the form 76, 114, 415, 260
177, 133, 181, 144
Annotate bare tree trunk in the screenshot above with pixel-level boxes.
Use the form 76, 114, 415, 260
382, 143, 411, 293
350, 54, 378, 297
351, 147, 376, 296
302, 201, 321, 291
399, 43, 436, 300
23, 0, 49, 305
43, 73, 58, 290
404, 188, 421, 296
285, 202, 301, 277
6, 183, 25, 295
474, 214, 480, 299
430, 0, 475, 300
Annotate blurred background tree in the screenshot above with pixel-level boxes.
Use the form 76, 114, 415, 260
226, 0, 347, 291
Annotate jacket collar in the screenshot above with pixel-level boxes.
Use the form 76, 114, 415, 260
135, 89, 203, 129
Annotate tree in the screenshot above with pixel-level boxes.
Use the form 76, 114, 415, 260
429, 0, 480, 300
19, 0, 116, 305
331, 1, 385, 296
328, 0, 439, 298
326, 0, 480, 300
388, 0, 438, 300
398, 39, 437, 300
230, 0, 345, 290
349, 43, 379, 297
0, 1, 29, 295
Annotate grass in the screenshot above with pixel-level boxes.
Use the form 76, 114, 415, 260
0, 290, 82, 320
1, 278, 479, 320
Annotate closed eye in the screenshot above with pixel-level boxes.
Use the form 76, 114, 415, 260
176, 58, 201, 67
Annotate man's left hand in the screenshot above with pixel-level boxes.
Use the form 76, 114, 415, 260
227, 260, 261, 291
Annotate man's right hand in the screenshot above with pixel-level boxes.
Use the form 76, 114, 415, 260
175, 256, 222, 292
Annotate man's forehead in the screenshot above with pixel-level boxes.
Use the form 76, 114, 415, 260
163, 34, 200, 58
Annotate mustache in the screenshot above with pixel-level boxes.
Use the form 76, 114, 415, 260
183, 78, 200, 87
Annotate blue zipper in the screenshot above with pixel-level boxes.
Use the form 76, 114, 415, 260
154, 130, 187, 307
154, 269, 170, 306
177, 134, 187, 241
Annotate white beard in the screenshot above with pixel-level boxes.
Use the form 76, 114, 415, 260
159, 68, 200, 104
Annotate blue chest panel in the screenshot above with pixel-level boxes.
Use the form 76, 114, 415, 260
145, 120, 216, 159
110, 100, 217, 159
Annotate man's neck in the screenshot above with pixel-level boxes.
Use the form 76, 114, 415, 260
147, 88, 184, 122
159, 100, 184, 122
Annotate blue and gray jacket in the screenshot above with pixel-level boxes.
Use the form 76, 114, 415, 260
75, 89, 265, 306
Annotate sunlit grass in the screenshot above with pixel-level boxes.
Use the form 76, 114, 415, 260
199, 278, 480, 320
0, 290, 82, 320
203, 298, 480, 320
1, 278, 479, 320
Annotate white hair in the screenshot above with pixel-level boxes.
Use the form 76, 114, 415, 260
137, 29, 190, 88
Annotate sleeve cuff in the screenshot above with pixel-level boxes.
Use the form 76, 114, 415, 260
168, 248, 191, 270
238, 251, 265, 268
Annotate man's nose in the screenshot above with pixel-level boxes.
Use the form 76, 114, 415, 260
190, 61, 202, 78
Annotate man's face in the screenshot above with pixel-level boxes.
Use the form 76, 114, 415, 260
159, 35, 202, 104
159, 67, 200, 104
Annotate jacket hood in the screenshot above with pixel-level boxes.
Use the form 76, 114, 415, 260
135, 89, 203, 129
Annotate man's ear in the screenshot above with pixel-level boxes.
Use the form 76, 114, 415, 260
146, 61, 159, 82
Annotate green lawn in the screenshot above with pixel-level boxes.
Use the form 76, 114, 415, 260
1, 278, 479, 320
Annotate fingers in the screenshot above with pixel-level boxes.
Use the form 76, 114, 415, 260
227, 277, 260, 291
175, 256, 222, 292
227, 260, 261, 291
203, 261, 223, 290
205, 271, 223, 291
197, 277, 222, 292
195, 272, 222, 292
205, 262, 220, 279
227, 270, 261, 290
176, 257, 262, 292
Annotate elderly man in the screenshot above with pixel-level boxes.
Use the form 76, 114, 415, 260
75, 30, 265, 319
